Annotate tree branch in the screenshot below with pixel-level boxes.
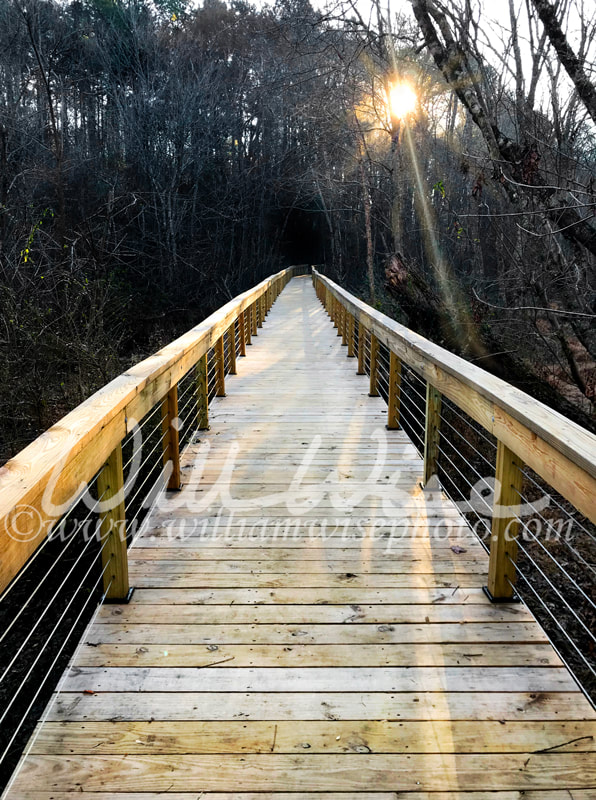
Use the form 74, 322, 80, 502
530, 0, 596, 125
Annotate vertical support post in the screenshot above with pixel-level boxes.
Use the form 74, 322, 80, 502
333, 297, 338, 328
196, 354, 209, 430
258, 295, 264, 328
228, 324, 237, 375
337, 301, 344, 338
369, 333, 379, 396
215, 335, 225, 397
357, 323, 366, 375
246, 306, 252, 345
485, 441, 524, 602
341, 304, 348, 345
252, 301, 258, 336
239, 311, 246, 356
387, 351, 402, 429
423, 383, 442, 486
161, 384, 181, 490
97, 443, 131, 602
347, 312, 355, 357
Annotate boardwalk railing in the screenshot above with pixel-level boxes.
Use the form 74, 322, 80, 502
0, 265, 311, 778
313, 268, 596, 692
0, 266, 307, 601
1, 264, 594, 779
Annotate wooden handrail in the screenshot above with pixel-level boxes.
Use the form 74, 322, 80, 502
0, 267, 301, 595
313, 268, 596, 600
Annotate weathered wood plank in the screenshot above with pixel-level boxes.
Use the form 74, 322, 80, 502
95, 603, 531, 625
46, 691, 595, 722
12, 752, 596, 792
30, 719, 596, 754
6, 793, 595, 800
131, 539, 486, 553
73, 642, 564, 668
128, 559, 489, 574
60, 666, 576, 693
126, 586, 492, 603
123, 574, 486, 588
85, 622, 548, 645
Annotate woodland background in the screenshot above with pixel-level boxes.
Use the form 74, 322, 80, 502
0, 0, 595, 462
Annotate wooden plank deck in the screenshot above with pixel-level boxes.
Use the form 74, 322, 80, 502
5, 276, 596, 798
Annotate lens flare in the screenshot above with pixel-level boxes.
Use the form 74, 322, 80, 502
388, 82, 417, 120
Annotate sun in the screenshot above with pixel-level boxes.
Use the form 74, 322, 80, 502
388, 82, 418, 121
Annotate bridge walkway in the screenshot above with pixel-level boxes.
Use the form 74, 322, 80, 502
8, 276, 596, 798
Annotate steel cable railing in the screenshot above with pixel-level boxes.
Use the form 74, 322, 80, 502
0, 266, 297, 793
315, 268, 596, 704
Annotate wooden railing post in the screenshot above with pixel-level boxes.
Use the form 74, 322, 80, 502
357, 323, 366, 375
347, 312, 355, 357
97, 443, 132, 602
215, 335, 226, 396
196, 354, 209, 430
238, 310, 246, 356
369, 333, 379, 396
161, 384, 181, 490
246, 306, 252, 345
337, 301, 343, 338
387, 351, 402, 429
252, 301, 258, 336
423, 383, 442, 486
228, 324, 237, 375
485, 441, 524, 602
258, 296, 264, 328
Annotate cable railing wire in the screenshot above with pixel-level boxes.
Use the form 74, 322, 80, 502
0, 561, 114, 771
518, 464, 596, 545
0, 468, 105, 606
0, 280, 285, 794
0, 488, 107, 648
506, 569, 596, 692
319, 287, 596, 703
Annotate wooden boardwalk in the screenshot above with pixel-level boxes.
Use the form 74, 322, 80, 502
7, 276, 596, 797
